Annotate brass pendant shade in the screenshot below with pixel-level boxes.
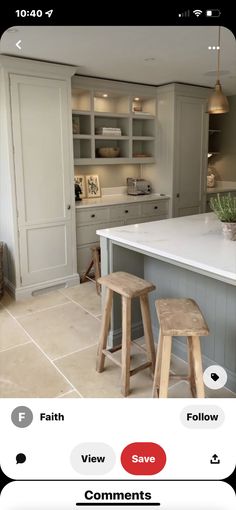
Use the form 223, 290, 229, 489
207, 27, 229, 114
207, 80, 229, 114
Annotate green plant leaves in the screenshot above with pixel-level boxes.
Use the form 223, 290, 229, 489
210, 193, 236, 222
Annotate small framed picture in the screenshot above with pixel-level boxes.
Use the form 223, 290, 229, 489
74, 175, 86, 198
85, 175, 101, 198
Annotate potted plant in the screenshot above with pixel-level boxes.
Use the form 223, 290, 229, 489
210, 193, 236, 240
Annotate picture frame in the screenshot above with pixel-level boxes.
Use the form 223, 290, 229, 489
74, 175, 86, 198
85, 175, 101, 198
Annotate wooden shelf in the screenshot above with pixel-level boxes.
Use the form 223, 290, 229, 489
94, 112, 129, 118
74, 157, 155, 165
95, 135, 129, 140
132, 114, 155, 120
72, 110, 90, 115
73, 135, 92, 139
132, 136, 155, 141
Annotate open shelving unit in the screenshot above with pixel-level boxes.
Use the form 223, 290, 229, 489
71, 78, 157, 165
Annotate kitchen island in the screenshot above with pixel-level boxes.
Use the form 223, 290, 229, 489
97, 212, 236, 392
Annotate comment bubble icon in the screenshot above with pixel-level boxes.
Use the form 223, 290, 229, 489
16, 453, 26, 464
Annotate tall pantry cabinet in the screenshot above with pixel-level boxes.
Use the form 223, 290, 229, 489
0, 56, 79, 299
155, 83, 210, 217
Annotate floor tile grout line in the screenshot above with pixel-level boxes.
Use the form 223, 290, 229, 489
0, 340, 32, 355
56, 389, 82, 398
1, 299, 72, 319
2, 287, 101, 321
52, 342, 98, 362
57, 289, 101, 322
3, 307, 83, 398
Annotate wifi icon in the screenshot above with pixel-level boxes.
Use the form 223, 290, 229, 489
193, 9, 203, 17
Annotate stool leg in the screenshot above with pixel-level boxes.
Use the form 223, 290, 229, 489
152, 331, 164, 397
189, 335, 205, 398
187, 336, 197, 397
140, 294, 156, 374
93, 249, 101, 296
96, 288, 113, 373
158, 335, 172, 398
81, 259, 93, 283
121, 296, 131, 397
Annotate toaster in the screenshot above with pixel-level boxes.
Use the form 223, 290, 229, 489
127, 177, 152, 195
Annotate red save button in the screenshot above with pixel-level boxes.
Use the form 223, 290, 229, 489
121, 442, 166, 475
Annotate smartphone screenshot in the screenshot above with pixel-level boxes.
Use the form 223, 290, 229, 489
0, 6, 235, 509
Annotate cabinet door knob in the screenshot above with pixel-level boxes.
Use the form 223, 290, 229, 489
154, 206, 158, 210
67, 204, 71, 210
176, 193, 180, 198
91, 214, 95, 218
125, 209, 129, 213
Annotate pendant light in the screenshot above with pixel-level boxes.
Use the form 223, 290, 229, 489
207, 26, 229, 114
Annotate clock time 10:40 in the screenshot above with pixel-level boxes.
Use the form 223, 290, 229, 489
15, 10, 53, 17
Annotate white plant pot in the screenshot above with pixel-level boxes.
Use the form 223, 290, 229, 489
222, 222, 236, 241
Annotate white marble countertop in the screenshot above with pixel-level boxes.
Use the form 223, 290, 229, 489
207, 181, 236, 194
75, 193, 169, 209
97, 212, 236, 285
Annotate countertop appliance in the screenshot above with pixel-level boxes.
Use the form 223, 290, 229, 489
127, 177, 151, 195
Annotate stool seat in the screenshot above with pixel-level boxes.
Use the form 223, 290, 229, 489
156, 299, 209, 336
98, 271, 155, 298
153, 298, 209, 398
96, 271, 156, 396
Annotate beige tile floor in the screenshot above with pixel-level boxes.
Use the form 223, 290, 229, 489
0, 281, 235, 398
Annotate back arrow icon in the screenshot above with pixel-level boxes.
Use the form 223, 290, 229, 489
16, 40, 22, 50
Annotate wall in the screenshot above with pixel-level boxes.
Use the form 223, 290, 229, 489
74, 164, 140, 189
140, 164, 159, 192
208, 95, 236, 181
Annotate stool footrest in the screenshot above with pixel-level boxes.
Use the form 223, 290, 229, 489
130, 361, 152, 377
102, 349, 122, 368
102, 348, 152, 376
170, 374, 189, 380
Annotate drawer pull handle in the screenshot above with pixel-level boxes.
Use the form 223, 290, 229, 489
125, 210, 129, 213
91, 214, 95, 218
67, 204, 71, 210
154, 206, 158, 210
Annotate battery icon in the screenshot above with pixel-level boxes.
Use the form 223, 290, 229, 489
206, 9, 221, 17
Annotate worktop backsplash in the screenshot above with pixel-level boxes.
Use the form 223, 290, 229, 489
74, 164, 140, 189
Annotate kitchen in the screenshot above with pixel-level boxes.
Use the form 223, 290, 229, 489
0, 26, 236, 398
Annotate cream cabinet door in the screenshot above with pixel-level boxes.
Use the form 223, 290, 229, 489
174, 96, 208, 217
10, 74, 75, 285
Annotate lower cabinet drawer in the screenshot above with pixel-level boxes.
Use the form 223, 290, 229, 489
76, 221, 122, 245
110, 203, 141, 221
76, 225, 99, 245
76, 207, 109, 225
138, 215, 167, 224
124, 214, 168, 226
77, 221, 123, 274
141, 200, 169, 217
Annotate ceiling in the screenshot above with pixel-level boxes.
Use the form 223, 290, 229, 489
1, 25, 236, 94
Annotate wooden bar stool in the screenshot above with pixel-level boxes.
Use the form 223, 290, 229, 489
153, 298, 209, 398
82, 244, 101, 295
96, 271, 156, 396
